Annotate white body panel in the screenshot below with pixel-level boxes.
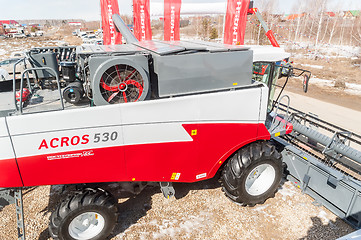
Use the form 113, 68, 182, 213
5, 84, 267, 159
0, 118, 15, 161
7, 106, 122, 135
121, 87, 263, 125
123, 123, 192, 146
247, 45, 291, 62
0, 118, 8, 137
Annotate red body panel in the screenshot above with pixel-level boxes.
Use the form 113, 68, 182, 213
12, 123, 270, 187
0, 159, 23, 187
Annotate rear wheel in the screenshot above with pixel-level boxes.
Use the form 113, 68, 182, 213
221, 141, 282, 206
49, 188, 118, 240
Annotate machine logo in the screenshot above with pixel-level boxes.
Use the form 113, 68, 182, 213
39, 135, 90, 150
232, 1, 243, 45
107, 3, 116, 45
140, 5, 146, 41
170, 6, 176, 41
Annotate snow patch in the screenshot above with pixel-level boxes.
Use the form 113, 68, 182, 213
152, 212, 209, 239
278, 182, 297, 201
288, 43, 360, 59
318, 210, 330, 224
254, 204, 275, 219
294, 76, 361, 96
301, 63, 324, 69
309, 77, 334, 87
254, 204, 269, 212
0, 48, 7, 57
345, 82, 361, 96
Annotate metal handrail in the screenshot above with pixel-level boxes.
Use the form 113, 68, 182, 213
19, 67, 64, 114
12, 58, 29, 111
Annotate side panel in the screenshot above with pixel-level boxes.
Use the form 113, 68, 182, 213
0, 118, 23, 187
5, 85, 269, 186
153, 51, 253, 97
6, 106, 126, 187
122, 86, 267, 182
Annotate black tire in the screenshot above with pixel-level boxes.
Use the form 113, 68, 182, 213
221, 141, 282, 206
49, 188, 118, 240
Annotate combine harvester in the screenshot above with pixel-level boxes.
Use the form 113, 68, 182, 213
0, 15, 360, 240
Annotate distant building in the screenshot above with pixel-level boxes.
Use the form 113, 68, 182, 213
344, 10, 360, 18
325, 12, 336, 17
69, 22, 82, 26
284, 13, 305, 21
0, 20, 19, 26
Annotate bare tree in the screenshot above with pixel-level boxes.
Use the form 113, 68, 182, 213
315, 0, 327, 48
328, 13, 339, 44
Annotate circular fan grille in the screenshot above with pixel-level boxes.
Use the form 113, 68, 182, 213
99, 64, 144, 104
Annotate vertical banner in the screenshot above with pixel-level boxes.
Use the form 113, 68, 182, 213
133, 0, 152, 41
224, 0, 250, 45
100, 0, 122, 45
164, 0, 182, 41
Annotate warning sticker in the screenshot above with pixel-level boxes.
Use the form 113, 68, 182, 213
171, 172, 181, 180
196, 173, 207, 179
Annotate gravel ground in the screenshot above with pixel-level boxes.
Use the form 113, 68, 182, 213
0, 179, 354, 240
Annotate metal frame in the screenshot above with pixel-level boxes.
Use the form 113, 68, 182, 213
18, 67, 64, 114
0, 188, 25, 240
270, 99, 361, 229
275, 137, 361, 229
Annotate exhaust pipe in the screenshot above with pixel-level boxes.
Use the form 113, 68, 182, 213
112, 14, 139, 44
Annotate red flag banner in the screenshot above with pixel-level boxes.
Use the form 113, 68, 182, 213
100, 0, 122, 45
133, 0, 152, 41
164, 0, 182, 41
224, 0, 250, 45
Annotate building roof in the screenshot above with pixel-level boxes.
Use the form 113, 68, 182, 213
326, 12, 336, 17
285, 14, 305, 20
0, 20, 19, 25
349, 10, 360, 17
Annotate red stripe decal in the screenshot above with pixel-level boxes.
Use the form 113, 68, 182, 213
11, 123, 270, 187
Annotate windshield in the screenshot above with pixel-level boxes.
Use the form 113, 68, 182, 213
252, 62, 281, 111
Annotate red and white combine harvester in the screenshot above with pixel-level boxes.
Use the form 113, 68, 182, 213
0, 15, 361, 240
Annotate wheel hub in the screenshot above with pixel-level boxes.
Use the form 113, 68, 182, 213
245, 163, 276, 196
68, 212, 105, 240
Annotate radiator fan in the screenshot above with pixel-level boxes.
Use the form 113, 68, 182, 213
90, 56, 150, 106
100, 65, 145, 104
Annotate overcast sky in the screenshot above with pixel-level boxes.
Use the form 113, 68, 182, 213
1, 0, 361, 21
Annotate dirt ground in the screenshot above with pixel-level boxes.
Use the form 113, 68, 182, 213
0, 180, 355, 240
281, 78, 361, 112
292, 57, 361, 85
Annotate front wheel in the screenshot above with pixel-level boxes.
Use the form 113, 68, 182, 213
49, 188, 118, 240
221, 141, 282, 206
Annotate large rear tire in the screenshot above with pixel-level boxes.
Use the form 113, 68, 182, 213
221, 141, 282, 206
49, 188, 118, 240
